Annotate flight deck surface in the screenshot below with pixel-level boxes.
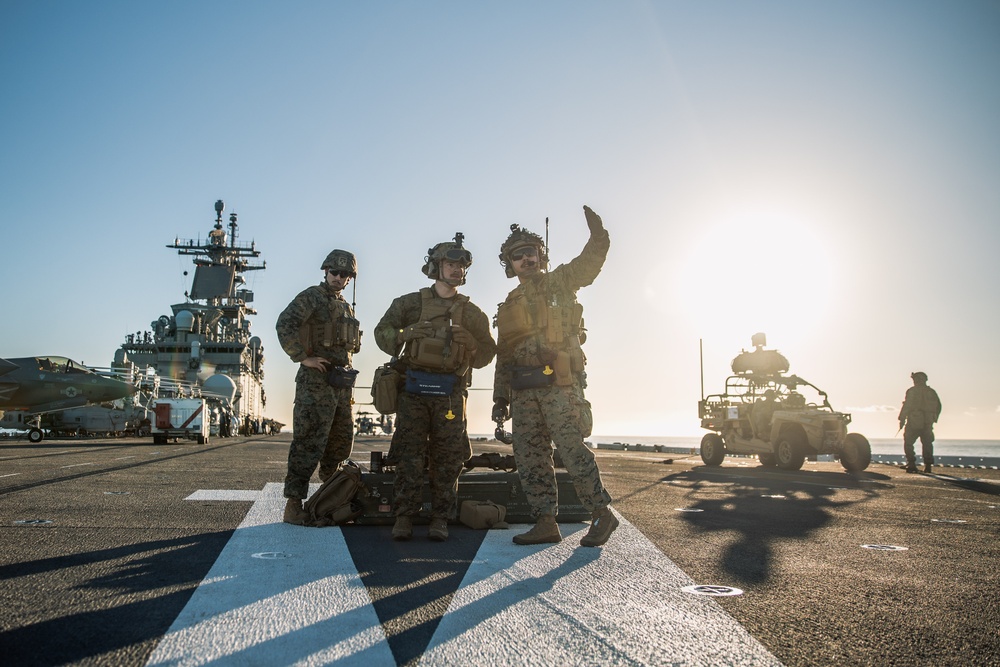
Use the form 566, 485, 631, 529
2, 434, 997, 666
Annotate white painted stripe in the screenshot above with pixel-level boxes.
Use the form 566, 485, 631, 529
185, 490, 263, 501
147, 483, 393, 666
0, 472, 22, 478
157, 487, 781, 666
422, 512, 782, 667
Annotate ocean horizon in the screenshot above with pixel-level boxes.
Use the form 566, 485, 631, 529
472, 434, 1000, 459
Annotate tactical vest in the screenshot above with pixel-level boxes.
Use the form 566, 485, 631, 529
405, 287, 470, 374
496, 282, 586, 385
299, 288, 361, 356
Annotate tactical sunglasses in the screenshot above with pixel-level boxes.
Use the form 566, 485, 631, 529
509, 247, 538, 261
326, 269, 353, 278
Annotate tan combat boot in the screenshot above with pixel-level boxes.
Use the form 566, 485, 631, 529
392, 515, 413, 541
428, 518, 449, 542
513, 514, 561, 545
580, 506, 619, 547
283, 498, 308, 525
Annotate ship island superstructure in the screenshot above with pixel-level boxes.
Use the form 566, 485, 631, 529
114, 200, 268, 430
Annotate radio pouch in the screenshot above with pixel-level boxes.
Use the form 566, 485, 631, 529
510, 365, 555, 391
326, 366, 359, 389
371, 364, 400, 414
405, 369, 457, 396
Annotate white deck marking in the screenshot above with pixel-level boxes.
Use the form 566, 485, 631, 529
160, 484, 782, 666
148, 483, 393, 666
422, 513, 781, 667
185, 489, 263, 501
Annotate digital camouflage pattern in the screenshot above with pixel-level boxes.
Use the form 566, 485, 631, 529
391, 390, 471, 518
494, 220, 611, 517
276, 280, 360, 499
493, 227, 610, 400
284, 370, 355, 498
276, 281, 359, 365
511, 383, 610, 516
374, 289, 497, 519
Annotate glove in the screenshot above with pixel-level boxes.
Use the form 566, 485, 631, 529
492, 399, 509, 423
451, 325, 476, 349
399, 321, 435, 342
583, 205, 604, 233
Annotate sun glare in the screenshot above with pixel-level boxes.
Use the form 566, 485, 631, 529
669, 213, 837, 337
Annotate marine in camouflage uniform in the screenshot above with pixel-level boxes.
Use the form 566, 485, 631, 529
492, 205, 618, 547
898, 371, 942, 473
374, 234, 496, 541
276, 249, 362, 524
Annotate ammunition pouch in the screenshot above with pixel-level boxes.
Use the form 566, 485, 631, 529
301, 314, 362, 355
545, 303, 583, 345
371, 364, 401, 414
496, 293, 536, 346
326, 366, 359, 389
510, 365, 555, 391
404, 369, 458, 396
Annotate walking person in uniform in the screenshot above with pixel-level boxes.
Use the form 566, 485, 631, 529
899, 371, 942, 473
492, 205, 618, 547
374, 234, 496, 541
276, 249, 362, 524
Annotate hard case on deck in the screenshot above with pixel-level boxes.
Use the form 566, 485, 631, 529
355, 470, 591, 525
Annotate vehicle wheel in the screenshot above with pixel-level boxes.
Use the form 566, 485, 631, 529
840, 432, 872, 472
775, 434, 806, 471
700, 433, 726, 466
153, 434, 167, 445
197, 435, 207, 445
28, 428, 44, 443
758, 452, 776, 467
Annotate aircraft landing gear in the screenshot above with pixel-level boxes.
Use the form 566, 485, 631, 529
28, 428, 44, 443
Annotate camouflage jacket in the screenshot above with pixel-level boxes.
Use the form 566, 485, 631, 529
275, 281, 359, 366
898, 385, 942, 426
493, 227, 610, 402
374, 288, 497, 380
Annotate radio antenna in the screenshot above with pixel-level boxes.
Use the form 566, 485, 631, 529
545, 217, 549, 263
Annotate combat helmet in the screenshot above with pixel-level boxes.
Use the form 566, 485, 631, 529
498, 224, 548, 278
911, 371, 928, 383
422, 232, 472, 285
321, 249, 357, 277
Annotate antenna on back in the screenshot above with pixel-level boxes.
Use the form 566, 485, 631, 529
545, 217, 549, 261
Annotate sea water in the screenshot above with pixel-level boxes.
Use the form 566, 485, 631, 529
582, 435, 1000, 459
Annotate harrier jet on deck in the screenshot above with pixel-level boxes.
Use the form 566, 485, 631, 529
0, 356, 136, 442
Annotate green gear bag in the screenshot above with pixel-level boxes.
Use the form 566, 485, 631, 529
302, 462, 367, 527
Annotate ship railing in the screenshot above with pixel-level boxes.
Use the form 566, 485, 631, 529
87, 365, 138, 386
153, 376, 202, 399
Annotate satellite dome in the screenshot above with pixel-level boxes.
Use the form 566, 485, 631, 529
202, 374, 237, 403
175, 310, 195, 332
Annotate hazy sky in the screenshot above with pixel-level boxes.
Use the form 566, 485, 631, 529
2, 1, 998, 440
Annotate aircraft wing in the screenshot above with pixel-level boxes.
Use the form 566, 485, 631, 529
18, 397, 93, 416
0, 358, 19, 378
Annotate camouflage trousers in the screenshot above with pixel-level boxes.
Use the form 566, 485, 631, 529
284, 366, 355, 499
511, 383, 611, 517
392, 388, 471, 519
903, 424, 935, 466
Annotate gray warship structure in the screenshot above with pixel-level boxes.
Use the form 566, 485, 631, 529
113, 200, 269, 431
